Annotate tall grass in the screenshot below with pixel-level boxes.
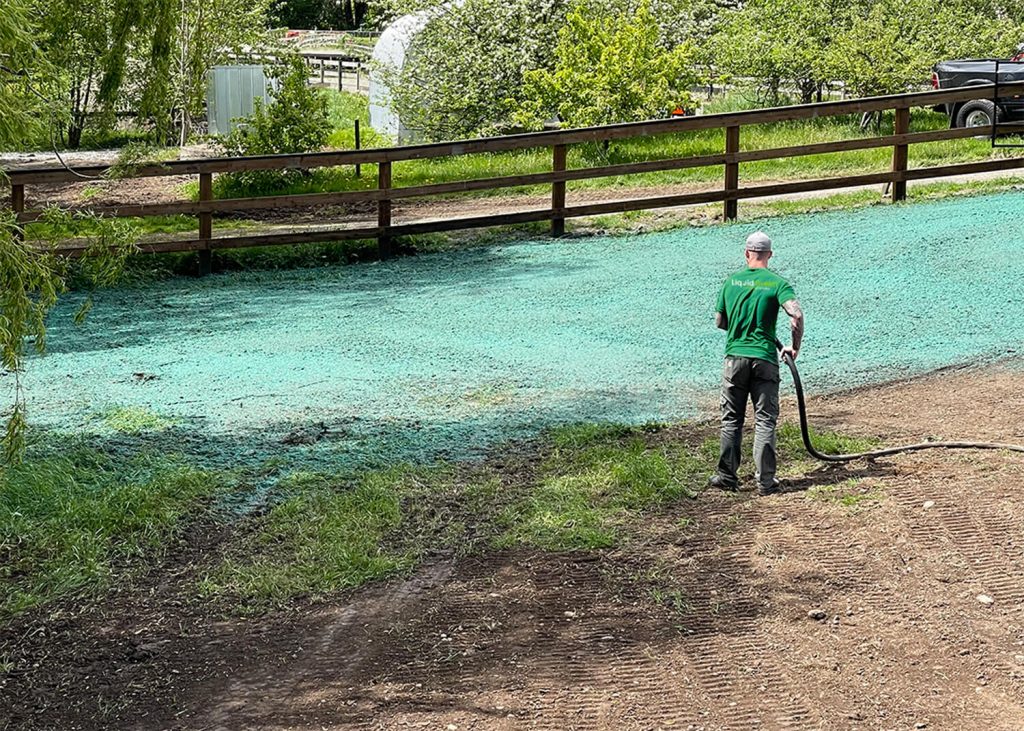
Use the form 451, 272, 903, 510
0, 443, 221, 619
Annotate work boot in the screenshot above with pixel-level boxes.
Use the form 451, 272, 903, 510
708, 474, 739, 492
757, 479, 781, 497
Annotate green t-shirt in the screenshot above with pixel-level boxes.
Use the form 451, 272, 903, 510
715, 267, 796, 363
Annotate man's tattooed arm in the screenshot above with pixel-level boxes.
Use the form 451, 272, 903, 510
782, 299, 804, 354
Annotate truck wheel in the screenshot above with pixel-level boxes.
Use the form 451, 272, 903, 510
955, 100, 1001, 131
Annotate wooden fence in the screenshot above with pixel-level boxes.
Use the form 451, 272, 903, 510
303, 52, 368, 92
6, 82, 1024, 275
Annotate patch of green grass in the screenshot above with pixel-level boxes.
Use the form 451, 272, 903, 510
79, 185, 103, 202
25, 214, 199, 242
0, 406, 878, 615
199, 465, 504, 608
699, 422, 878, 484
717, 513, 744, 538
11, 127, 155, 153
324, 90, 388, 150
778, 422, 878, 459
210, 238, 377, 270
92, 238, 379, 285
200, 425, 725, 607
742, 189, 884, 218
547, 422, 638, 450
496, 471, 621, 550
737, 177, 1024, 221
906, 177, 1024, 200
101, 406, 176, 435
210, 105, 1006, 204
0, 444, 221, 620
807, 479, 882, 511
497, 433, 705, 551
649, 586, 692, 614
200, 469, 415, 605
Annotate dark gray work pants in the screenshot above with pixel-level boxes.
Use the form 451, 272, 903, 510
716, 356, 780, 490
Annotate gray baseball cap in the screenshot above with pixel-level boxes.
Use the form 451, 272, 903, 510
745, 231, 772, 252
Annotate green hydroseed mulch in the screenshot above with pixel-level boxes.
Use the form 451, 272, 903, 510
21, 191, 1024, 479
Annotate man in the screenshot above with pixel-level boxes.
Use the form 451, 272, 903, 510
710, 231, 804, 496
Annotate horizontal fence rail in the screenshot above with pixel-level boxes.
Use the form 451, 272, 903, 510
5, 82, 1024, 263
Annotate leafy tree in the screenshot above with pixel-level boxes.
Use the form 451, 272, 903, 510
270, 0, 371, 29
224, 56, 331, 155
711, 0, 851, 105
378, 0, 722, 141
32, 0, 167, 147
93, 0, 179, 138
380, 0, 567, 141
592, 0, 731, 49
1, 0, 57, 460
221, 56, 332, 192
1, 3, 135, 462
515, 0, 703, 130
0, 0, 49, 146
711, 0, 1023, 105
162, 0, 274, 145
29, 0, 156, 148
32, 0, 271, 148
829, 0, 1023, 97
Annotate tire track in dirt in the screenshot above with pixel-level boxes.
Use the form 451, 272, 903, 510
356, 552, 707, 730
883, 464, 1024, 704
891, 472, 1024, 605
669, 499, 819, 730
191, 560, 455, 730
755, 495, 908, 612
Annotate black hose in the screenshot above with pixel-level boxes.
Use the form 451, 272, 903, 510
778, 350, 1024, 462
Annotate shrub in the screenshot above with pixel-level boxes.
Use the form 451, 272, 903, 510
222, 56, 332, 193
514, 0, 703, 130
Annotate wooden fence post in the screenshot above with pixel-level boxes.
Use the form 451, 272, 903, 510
198, 172, 213, 276
378, 161, 393, 258
319, 58, 326, 85
724, 125, 740, 220
552, 144, 567, 237
11, 184, 24, 244
892, 106, 910, 202
354, 119, 361, 179
337, 60, 343, 92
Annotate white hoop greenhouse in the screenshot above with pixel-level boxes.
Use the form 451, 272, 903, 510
368, 12, 432, 143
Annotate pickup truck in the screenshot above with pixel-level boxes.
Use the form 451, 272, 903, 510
931, 51, 1024, 128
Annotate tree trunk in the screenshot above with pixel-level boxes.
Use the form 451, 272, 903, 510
67, 121, 84, 149
800, 79, 816, 105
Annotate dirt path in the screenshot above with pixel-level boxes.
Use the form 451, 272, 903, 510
3, 363, 1024, 729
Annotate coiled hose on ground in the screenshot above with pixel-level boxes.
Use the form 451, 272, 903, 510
779, 351, 1024, 463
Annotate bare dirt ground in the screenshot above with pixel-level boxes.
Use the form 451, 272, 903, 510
4, 364, 1024, 730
